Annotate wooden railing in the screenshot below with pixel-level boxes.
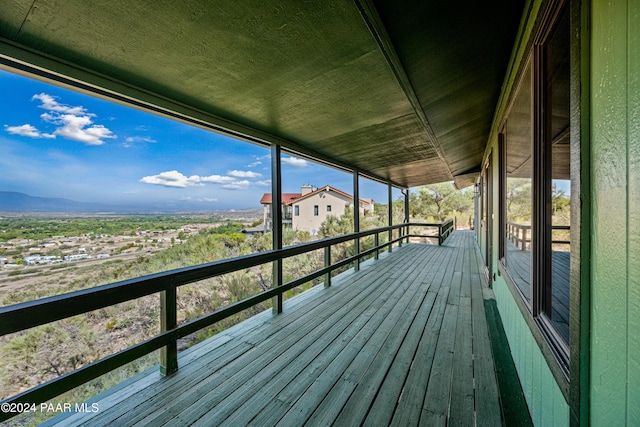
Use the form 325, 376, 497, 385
408, 218, 454, 245
0, 221, 453, 419
507, 222, 570, 250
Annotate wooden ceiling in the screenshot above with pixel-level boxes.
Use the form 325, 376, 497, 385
0, 0, 524, 188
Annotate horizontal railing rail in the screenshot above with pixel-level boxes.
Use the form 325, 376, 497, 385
0, 221, 453, 419
507, 222, 571, 249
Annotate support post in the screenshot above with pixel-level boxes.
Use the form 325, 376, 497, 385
404, 188, 410, 244
160, 286, 178, 376
353, 170, 360, 271
388, 183, 393, 253
271, 145, 283, 314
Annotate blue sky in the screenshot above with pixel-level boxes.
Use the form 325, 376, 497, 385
0, 69, 392, 211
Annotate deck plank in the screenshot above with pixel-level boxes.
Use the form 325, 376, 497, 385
45, 231, 506, 427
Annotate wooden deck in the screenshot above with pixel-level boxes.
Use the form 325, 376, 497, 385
46, 231, 503, 427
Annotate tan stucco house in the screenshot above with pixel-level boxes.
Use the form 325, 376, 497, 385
260, 185, 374, 235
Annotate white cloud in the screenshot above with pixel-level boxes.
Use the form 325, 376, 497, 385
222, 180, 250, 190
140, 171, 248, 188
200, 175, 236, 184
5, 94, 113, 144
139, 170, 203, 188
26, 93, 116, 146
282, 156, 308, 167
254, 180, 271, 187
228, 170, 262, 178
32, 93, 86, 115
247, 161, 262, 167
124, 136, 156, 147
40, 112, 115, 146
5, 124, 55, 139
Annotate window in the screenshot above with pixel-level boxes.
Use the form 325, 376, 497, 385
541, 5, 571, 347
294, 205, 299, 216
500, 2, 571, 366
313, 205, 318, 216
504, 59, 534, 306
327, 205, 332, 212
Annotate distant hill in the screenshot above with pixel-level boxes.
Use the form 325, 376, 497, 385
0, 192, 263, 216
0, 191, 115, 213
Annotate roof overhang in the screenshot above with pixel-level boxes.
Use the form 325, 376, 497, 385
0, 0, 524, 188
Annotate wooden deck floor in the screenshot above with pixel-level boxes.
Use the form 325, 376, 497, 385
46, 231, 502, 427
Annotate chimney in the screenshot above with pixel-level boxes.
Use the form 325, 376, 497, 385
301, 184, 314, 195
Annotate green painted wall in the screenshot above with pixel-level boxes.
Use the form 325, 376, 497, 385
590, 0, 640, 425
493, 278, 569, 426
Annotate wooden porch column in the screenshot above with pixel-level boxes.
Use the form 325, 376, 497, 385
404, 188, 410, 244
353, 170, 360, 271
271, 145, 283, 314
388, 183, 393, 253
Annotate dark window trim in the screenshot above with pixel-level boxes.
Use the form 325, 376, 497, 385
294, 205, 299, 216
497, 0, 576, 398
498, 132, 506, 261
313, 205, 318, 216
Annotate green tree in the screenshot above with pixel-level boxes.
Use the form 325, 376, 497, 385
410, 182, 472, 222
506, 178, 532, 221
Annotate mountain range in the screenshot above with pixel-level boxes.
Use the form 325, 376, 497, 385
0, 192, 261, 215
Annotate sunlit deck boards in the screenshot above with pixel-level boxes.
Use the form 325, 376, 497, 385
46, 231, 502, 427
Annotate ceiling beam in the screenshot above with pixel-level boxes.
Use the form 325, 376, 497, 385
353, 0, 454, 182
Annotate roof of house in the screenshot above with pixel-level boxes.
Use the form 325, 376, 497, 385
261, 186, 373, 206
259, 193, 302, 205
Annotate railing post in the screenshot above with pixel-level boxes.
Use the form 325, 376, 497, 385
324, 245, 331, 287
438, 223, 443, 245
374, 232, 379, 260
160, 286, 178, 376
399, 226, 403, 247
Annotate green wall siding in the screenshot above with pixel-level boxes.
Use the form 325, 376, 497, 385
493, 278, 569, 426
629, 0, 640, 423
591, 0, 640, 425
628, 2, 640, 425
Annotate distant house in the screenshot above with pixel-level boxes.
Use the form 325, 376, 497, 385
260, 185, 374, 235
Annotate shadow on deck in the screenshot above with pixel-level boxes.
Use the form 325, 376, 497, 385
46, 231, 511, 426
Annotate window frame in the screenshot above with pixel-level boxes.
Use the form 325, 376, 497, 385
498, 0, 573, 379
313, 205, 319, 216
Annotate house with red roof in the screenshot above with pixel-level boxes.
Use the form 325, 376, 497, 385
260, 185, 374, 235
